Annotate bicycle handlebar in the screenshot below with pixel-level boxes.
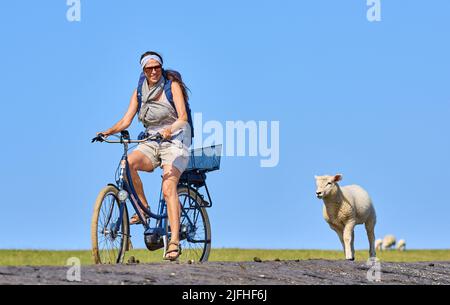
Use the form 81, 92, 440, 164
91, 132, 167, 144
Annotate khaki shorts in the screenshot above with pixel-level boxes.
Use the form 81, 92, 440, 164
135, 140, 190, 174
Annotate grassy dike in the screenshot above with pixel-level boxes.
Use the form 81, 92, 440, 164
0, 249, 449, 266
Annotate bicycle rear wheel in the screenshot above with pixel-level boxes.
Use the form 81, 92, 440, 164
91, 185, 130, 264
174, 186, 211, 263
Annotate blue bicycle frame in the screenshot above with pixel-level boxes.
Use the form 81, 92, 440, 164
108, 134, 196, 250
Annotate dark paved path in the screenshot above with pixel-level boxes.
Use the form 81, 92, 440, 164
1, 259, 449, 285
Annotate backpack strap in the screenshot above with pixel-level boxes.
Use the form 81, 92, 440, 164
136, 72, 146, 114
164, 79, 176, 111
161, 69, 175, 108
163, 71, 194, 138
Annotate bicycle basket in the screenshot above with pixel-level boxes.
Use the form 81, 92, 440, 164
186, 144, 222, 172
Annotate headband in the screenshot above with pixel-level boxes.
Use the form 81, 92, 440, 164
140, 55, 162, 69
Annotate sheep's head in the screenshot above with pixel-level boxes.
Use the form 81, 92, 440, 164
314, 174, 343, 199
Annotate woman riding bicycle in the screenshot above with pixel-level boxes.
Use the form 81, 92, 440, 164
97, 51, 191, 261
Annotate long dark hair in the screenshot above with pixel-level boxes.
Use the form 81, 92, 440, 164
140, 51, 190, 102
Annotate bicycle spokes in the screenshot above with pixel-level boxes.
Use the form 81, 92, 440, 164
97, 193, 125, 264
177, 193, 209, 262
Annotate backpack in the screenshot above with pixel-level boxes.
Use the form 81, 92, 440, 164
136, 70, 194, 140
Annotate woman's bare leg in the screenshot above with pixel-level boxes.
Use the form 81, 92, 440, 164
162, 165, 182, 259
127, 151, 155, 218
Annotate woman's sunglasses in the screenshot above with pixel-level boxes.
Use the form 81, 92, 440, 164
144, 65, 162, 73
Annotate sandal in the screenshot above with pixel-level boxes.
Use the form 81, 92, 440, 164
130, 213, 149, 225
164, 241, 182, 261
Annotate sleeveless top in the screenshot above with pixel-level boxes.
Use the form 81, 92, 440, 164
139, 79, 190, 146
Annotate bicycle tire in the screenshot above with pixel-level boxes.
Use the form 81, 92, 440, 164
173, 185, 212, 263
91, 185, 130, 264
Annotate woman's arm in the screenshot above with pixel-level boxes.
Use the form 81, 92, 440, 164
161, 81, 188, 139
98, 89, 139, 137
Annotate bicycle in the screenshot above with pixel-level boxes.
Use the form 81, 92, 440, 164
91, 130, 221, 264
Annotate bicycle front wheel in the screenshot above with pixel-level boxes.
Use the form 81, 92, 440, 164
175, 186, 211, 263
91, 185, 130, 264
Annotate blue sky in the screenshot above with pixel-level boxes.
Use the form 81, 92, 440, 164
0, 0, 449, 250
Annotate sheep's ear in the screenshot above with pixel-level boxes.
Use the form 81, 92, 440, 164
333, 174, 343, 182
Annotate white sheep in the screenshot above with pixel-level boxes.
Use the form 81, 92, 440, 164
382, 235, 396, 250
315, 174, 377, 260
397, 239, 406, 251
375, 239, 383, 251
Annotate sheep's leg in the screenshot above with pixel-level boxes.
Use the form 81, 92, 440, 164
330, 224, 345, 253
365, 219, 376, 258
351, 231, 355, 259
338, 231, 345, 252
343, 222, 356, 261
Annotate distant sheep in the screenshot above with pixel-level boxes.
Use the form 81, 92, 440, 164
315, 174, 377, 260
375, 239, 383, 251
397, 239, 406, 251
382, 235, 396, 250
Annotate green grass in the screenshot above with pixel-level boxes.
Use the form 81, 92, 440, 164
1, 249, 449, 266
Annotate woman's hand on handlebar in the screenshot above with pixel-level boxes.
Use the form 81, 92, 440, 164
92, 131, 112, 143
160, 128, 172, 140
97, 131, 110, 138
92, 132, 105, 143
